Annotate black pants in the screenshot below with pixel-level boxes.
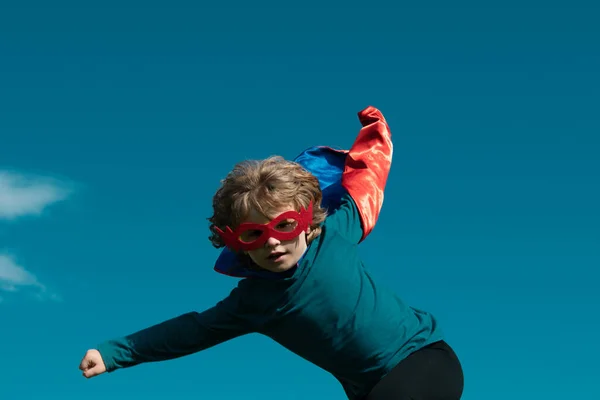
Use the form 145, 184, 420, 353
365, 341, 464, 400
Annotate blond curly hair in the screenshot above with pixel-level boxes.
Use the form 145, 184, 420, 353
208, 156, 327, 250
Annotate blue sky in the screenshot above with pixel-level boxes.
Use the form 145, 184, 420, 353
1, 1, 598, 399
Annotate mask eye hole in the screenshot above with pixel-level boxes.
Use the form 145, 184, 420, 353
274, 219, 298, 232
239, 229, 262, 242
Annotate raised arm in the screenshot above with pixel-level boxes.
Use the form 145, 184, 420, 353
95, 288, 253, 372
328, 106, 393, 243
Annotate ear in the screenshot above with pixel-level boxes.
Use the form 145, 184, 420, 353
304, 226, 312, 241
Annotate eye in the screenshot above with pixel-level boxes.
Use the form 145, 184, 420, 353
276, 220, 297, 232
240, 230, 262, 241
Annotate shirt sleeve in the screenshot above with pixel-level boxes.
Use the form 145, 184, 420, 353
325, 191, 364, 244
328, 106, 393, 243
97, 287, 253, 372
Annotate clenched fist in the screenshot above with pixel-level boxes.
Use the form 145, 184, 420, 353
79, 349, 107, 378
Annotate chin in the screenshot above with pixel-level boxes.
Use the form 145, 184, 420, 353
261, 262, 296, 273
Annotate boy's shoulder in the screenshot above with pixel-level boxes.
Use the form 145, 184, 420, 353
321, 191, 363, 242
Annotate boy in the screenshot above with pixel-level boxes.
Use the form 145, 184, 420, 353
79, 106, 464, 399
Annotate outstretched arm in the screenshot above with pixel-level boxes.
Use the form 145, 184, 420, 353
84, 288, 253, 375
329, 106, 393, 243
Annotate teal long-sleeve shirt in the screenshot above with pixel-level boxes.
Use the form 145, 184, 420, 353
97, 193, 443, 399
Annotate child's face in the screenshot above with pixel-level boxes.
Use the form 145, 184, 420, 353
242, 205, 310, 273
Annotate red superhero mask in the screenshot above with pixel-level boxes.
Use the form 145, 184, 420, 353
215, 202, 313, 251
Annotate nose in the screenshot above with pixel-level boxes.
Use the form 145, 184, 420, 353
265, 236, 281, 248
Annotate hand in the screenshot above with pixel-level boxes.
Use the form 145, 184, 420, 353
79, 349, 107, 378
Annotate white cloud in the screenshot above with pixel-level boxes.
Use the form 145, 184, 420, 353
0, 253, 58, 301
0, 171, 69, 220
0, 254, 42, 288
0, 170, 68, 303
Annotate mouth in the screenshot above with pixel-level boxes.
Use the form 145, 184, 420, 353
267, 251, 286, 262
